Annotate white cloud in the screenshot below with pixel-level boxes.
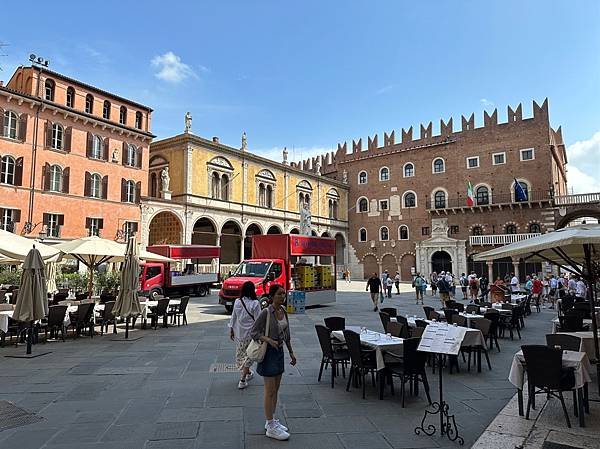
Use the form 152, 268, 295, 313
375, 84, 396, 95
480, 98, 495, 107
151, 51, 197, 83
566, 131, 600, 193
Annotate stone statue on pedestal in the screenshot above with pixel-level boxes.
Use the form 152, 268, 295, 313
184, 112, 192, 133
241, 131, 247, 151
315, 158, 322, 176
282, 147, 288, 165
342, 169, 348, 184
161, 167, 170, 192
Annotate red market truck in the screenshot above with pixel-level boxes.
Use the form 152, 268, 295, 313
219, 234, 336, 313
141, 245, 221, 299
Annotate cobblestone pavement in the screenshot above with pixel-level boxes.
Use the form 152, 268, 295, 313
0, 288, 570, 449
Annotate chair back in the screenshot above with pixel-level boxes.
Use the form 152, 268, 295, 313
396, 315, 409, 327
471, 317, 491, 336
402, 337, 427, 375
343, 330, 366, 369
9, 289, 18, 305
315, 324, 334, 359
572, 302, 591, 319
415, 319, 428, 328
324, 316, 345, 331
429, 311, 442, 321
423, 306, 434, 319
81, 302, 95, 323
178, 296, 190, 313
156, 298, 170, 315
501, 303, 514, 310
521, 345, 564, 389
546, 334, 581, 352
565, 308, 587, 320
103, 301, 116, 319
454, 315, 467, 327
559, 296, 575, 315
482, 301, 492, 307
443, 308, 458, 324
454, 303, 465, 312
386, 321, 404, 338
379, 312, 390, 333
47, 305, 68, 327
466, 305, 480, 314
411, 327, 425, 338
558, 315, 584, 332
0, 290, 6, 303
380, 307, 397, 318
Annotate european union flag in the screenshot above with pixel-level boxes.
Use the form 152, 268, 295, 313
514, 178, 528, 202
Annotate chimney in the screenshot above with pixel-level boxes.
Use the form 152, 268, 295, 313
212, 137, 219, 143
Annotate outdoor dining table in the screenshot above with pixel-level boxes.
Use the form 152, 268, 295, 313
509, 349, 592, 426
139, 298, 179, 327
479, 306, 512, 315
0, 309, 13, 334
458, 312, 485, 327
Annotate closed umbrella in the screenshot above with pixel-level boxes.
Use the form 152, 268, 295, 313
474, 223, 600, 392
11, 246, 48, 356
45, 262, 58, 295
112, 237, 142, 339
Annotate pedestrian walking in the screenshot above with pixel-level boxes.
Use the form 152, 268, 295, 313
437, 271, 450, 307
346, 268, 351, 284
468, 273, 479, 301
479, 275, 489, 301
460, 273, 468, 299
548, 274, 558, 309
394, 271, 401, 295
430, 272, 438, 296
251, 284, 296, 441
229, 281, 261, 389
366, 272, 382, 312
413, 273, 424, 304
385, 276, 393, 298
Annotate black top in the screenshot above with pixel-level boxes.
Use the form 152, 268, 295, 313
367, 277, 382, 293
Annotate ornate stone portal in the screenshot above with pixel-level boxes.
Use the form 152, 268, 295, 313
415, 218, 467, 275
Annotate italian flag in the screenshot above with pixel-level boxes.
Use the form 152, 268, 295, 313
466, 181, 474, 206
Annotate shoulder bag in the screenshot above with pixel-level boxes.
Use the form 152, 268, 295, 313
246, 309, 270, 362
239, 298, 255, 321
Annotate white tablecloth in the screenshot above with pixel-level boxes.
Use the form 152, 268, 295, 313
479, 306, 512, 315
139, 299, 180, 320
509, 349, 592, 390
0, 310, 12, 333
554, 331, 598, 361
332, 326, 404, 370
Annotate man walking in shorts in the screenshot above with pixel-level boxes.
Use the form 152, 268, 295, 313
366, 273, 382, 312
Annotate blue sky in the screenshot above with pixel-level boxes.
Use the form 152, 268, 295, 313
1, 1, 599, 192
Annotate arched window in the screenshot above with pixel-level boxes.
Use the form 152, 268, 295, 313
476, 186, 489, 205
505, 224, 517, 235
399, 225, 409, 240
51, 123, 64, 150
304, 194, 311, 208
126, 144, 137, 167
379, 167, 389, 181
359, 228, 367, 242
92, 135, 103, 159
358, 171, 367, 184
90, 174, 102, 198
211, 172, 220, 199
434, 190, 446, 209
44, 79, 55, 101
103, 100, 111, 119
221, 174, 229, 200
1, 156, 16, 185
298, 192, 305, 210
49, 165, 63, 192
403, 192, 416, 208
380, 226, 389, 241
150, 172, 157, 197
472, 226, 483, 236
66, 87, 75, 108
258, 183, 266, 207
125, 180, 136, 203
358, 198, 368, 212
404, 163, 414, 177
135, 111, 143, 129
266, 185, 273, 209
514, 180, 529, 202
85, 94, 94, 114
3, 111, 18, 139
119, 106, 127, 125
433, 158, 445, 173
529, 223, 541, 234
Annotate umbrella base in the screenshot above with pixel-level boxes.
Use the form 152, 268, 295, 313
5, 352, 52, 359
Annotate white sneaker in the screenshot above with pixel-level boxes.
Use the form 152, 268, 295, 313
266, 424, 290, 440
264, 419, 288, 432
238, 380, 248, 389
245, 371, 254, 382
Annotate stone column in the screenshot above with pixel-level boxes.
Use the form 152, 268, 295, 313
512, 257, 520, 281
184, 145, 193, 194
487, 261, 494, 282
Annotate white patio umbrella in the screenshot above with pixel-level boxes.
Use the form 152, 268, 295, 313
474, 223, 600, 390
112, 237, 143, 339
54, 236, 126, 300
0, 229, 60, 262
12, 246, 48, 355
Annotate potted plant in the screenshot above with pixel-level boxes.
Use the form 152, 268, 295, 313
98, 271, 120, 303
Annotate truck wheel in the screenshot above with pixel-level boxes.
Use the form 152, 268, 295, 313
224, 304, 233, 314
197, 285, 208, 297
150, 288, 162, 300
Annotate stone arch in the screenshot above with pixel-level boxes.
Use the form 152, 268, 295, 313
431, 250, 452, 274
221, 220, 243, 264
289, 227, 300, 234
381, 253, 397, 276
148, 211, 183, 246
267, 225, 283, 234
556, 209, 600, 229
503, 221, 520, 234
335, 233, 346, 266
524, 220, 544, 234
400, 252, 416, 281
244, 223, 263, 259
192, 216, 218, 245
362, 254, 379, 279
469, 223, 487, 235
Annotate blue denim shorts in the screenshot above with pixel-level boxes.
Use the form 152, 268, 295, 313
257, 345, 284, 377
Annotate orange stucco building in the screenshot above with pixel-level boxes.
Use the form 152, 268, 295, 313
0, 65, 153, 241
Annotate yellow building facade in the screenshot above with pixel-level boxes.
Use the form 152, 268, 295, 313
140, 132, 350, 272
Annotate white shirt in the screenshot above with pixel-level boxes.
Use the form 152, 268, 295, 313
510, 276, 520, 292
550, 277, 558, 289
386, 277, 394, 287
576, 280, 587, 298
228, 297, 261, 341
568, 279, 577, 293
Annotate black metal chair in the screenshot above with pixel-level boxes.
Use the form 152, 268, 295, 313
423, 306, 434, 320
559, 296, 575, 316
500, 307, 521, 340
380, 307, 397, 318
558, 315, 585, 333
387, 321, 408, 339
379, 312, 391, 333
466, 305, 480, 314
97, 301, 117, 335
522, 345, 578, 428
9, 289, 19, 305
483, 311, 501, 352
324, 316, 345, 331
315, 325, 350, 388
386, 337, 432, 407
169, 296, 190, 326
453, 303, 465, 313
68, 303, 95, 338
546, 334, 582, 352
573, 302, 591, 319
429, 311, 442, 321
146, 298, 170, 329
343, 329, 378, 399
443, 308, 458, 324
40, 305, 68, 342
467, 318, 492, 371
454, 315, 468, 327
415, 319, 428, 328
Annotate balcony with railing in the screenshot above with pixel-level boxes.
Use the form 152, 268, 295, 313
553, 192, 600, 206
469, 233, 541, 246
426, 190, 552, 213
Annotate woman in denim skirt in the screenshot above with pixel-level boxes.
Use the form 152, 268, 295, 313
250, 284, 296, 441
